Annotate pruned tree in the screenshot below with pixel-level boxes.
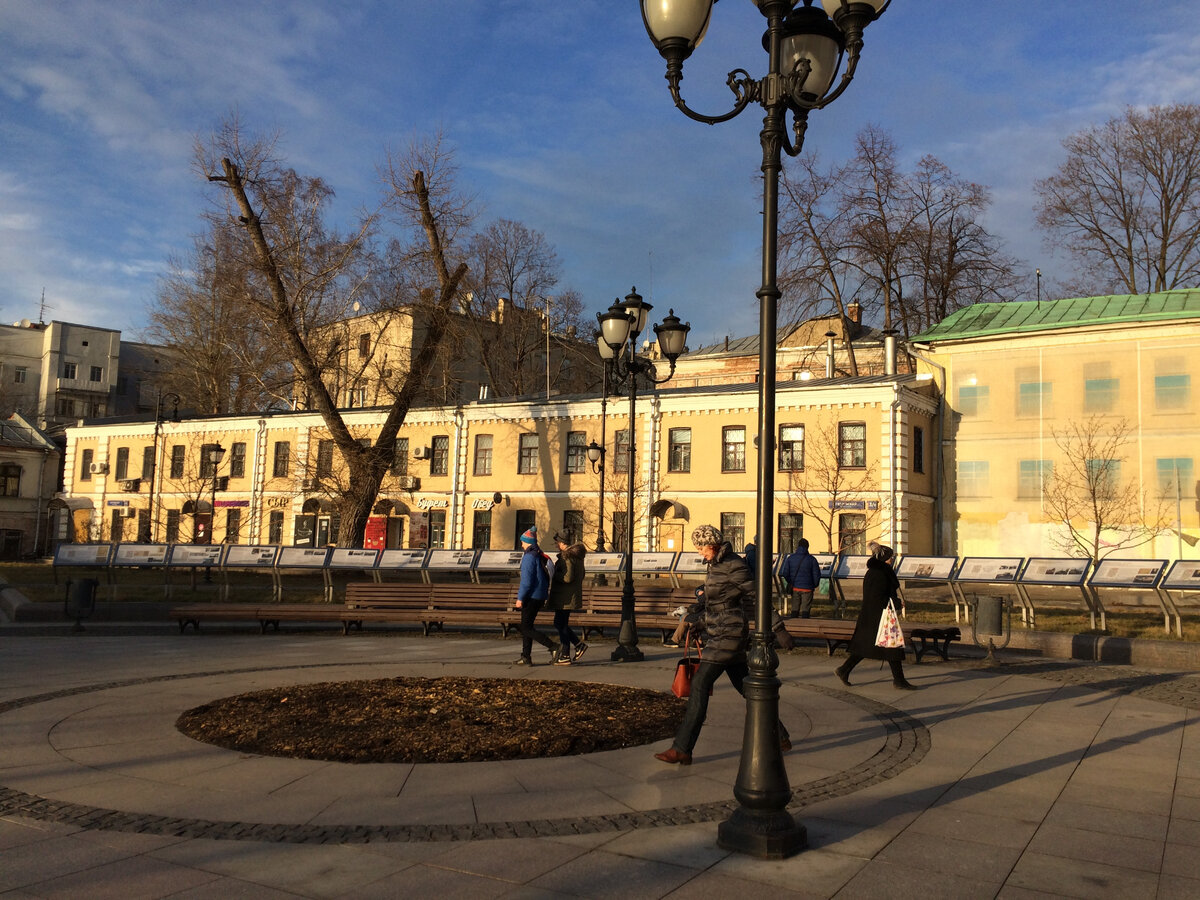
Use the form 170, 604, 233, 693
1035, 104, 1200, 296
1045, 416, 1171, 562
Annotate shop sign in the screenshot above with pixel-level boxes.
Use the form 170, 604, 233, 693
417, 497, 449, 509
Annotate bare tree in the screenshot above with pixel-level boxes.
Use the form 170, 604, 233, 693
1035, 104, 1200, 295
202, 120, 469, 546
1045, 416, 1171, 562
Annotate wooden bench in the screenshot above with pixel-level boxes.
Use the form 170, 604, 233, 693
575, 585, 694, 643
173, 603, 354, 634
345, 582, 516, 635
783, 617, 962, 662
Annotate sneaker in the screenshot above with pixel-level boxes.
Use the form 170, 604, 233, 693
573, 641, 589, 662
554, 655, 572, 666
514, 656, 532, 666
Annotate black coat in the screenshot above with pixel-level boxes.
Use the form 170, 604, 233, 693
846, 556, 905, 662
546, 543, 586, 611
685, 542, 752, 665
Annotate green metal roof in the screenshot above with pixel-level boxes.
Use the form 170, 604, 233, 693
910, 290, 1200, 344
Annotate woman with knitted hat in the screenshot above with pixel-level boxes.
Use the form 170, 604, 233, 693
514, 526, 560, 665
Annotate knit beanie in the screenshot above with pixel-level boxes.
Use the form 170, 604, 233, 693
520, 526, 538, 546
691, 524, 722, 549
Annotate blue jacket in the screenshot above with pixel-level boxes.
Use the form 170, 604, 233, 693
779, 548, 821, 591
518, 546, 550, 602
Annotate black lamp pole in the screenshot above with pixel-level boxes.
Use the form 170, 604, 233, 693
641, 0, 890, 859
147, 390, 180, 543
597, 288, 690, 663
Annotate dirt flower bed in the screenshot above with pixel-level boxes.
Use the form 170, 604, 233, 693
176, 676, 686, 763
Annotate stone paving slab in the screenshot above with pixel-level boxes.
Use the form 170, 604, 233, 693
0, 633, 1197, 897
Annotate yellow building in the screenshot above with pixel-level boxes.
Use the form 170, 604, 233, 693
913, 291, 1200, 560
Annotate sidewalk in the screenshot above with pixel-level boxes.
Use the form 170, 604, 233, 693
1, 632, 1197, 898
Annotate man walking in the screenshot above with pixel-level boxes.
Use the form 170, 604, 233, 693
779, 538, 822, 618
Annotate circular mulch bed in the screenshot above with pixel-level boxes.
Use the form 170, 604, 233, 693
176, 676, 686, 763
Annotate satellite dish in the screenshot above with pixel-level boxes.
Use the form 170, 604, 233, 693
352, 301, 361, 313
19, 319, 31, 328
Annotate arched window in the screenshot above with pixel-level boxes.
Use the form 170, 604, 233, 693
0, 463, 20, 497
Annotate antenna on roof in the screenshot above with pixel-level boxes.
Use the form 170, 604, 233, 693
38, 288, 51, 324
1036, 269, 1042, 308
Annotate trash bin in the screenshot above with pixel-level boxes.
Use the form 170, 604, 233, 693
65, 578, 98, 621
975, 594, 1004, 635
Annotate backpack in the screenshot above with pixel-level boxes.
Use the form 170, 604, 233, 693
542, 552, 555, 589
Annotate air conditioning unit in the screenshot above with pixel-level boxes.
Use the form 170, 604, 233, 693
412, 446, 431, 460
215, 476, 230, 491
397, 475, 420, 490
301, 478, 319, 491
120, 478, 140, 492
89, 462, 108, 475
123, 508, 138, 518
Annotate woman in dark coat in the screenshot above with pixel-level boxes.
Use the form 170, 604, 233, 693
834, 544, 917, 690
546, 532, 587, 664
654, 525, 793, 765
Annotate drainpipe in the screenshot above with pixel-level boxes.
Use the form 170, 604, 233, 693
825, 331, 836, 378
906, 344, 946, 554
884, 330, 897, 376
33, 448, 50, 556
890, 384, 901, 551
449, 406, 465, 548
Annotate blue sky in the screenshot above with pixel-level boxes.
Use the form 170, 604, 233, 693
3, 1, 1200, 348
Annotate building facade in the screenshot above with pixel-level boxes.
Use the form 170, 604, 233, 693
0, 414, 60, 557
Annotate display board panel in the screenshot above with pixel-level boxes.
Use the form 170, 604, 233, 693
1088, 558, 1167, 588
425, 549, 478, 569
53, 544, 113, 566
277, 547, 331, 568
223, 545, 281, 567
632, 551, 676, 573
475, 550, 524, 570
895, 555, 957, 580
955, 557, 1023, 583
112, 544, 168, 566
813, 554, 837, 578
833, 555, 870, 579
167, 545, 224, 567
378, 549, 428, 569
587, 552, 624, 573
328, 548, 380, 569
1162, 560, 1200, 589
1019, 558, 1090, 585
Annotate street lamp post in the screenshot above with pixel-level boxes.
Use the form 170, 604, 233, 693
207, 443, 226, 545
597, 288, 690, 663
587, 341, 613, 554
640, 0, 890, 859
147, 391, 181, 543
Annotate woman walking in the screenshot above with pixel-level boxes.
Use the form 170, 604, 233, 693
546, 531, 588, 664
834, 544, 917, 690
654, 525, 793, 765
514, 526, 559, 665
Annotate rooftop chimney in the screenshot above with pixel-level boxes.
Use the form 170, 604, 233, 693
847, 302, 862, 325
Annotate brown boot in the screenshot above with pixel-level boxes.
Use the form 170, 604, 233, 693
654, 747, 692, 765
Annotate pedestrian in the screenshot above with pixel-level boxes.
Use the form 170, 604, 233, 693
834, 543, 917, 690
514, 526, 560, 665
779, 537, 822, 618
654, 524, 794, 765
547, 531, 588, 664
743, 534, 757, 576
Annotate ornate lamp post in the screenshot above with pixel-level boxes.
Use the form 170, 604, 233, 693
587, 334, 614, 554
207, 443, 226, 545
597, 288, 690, 662
586, 439, 607, 551
147, 390, 180, 543
640, 0, 891, 859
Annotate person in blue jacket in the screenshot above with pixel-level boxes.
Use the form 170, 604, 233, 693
779, 538, 822, 618
514, 526, 560, 665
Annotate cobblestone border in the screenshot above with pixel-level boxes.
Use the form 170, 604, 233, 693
0, 665, 928, 843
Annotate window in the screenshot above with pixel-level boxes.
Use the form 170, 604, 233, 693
722, 426, 746, 472
229, 442, 246, 478
268, 510, 284, 544
957, 460, 990, 498
136, 509, 150, 543
958, 383, 989, 417
515, 509, 537, 549
614, 429, 630, 474
88, 400, 104, 417
563, 510, 584, 545
79, 448, 93, 482
1084, 378, 1118, 413
13, 366, 26, 384
199, 443, 223, 478
114, 447, 129, 481
1018, 459, 1052, 499
1086, 458, 1120, 498
472, 510, 492, 548
838, 514, 867, 555
1155, 374, 1190, 411
62, 361, 77, 380
431, 435, 450, 476
0, 464, 20, 497
391, 437, 409, 476
838, 422, 866, 468
89, 365, 103, 382
170, 445, 185, 479
913, 426, 925, 474
668, 428, 691, 473
166, 509, 181, 543
140, 445, 153, 479
720, 512, 746, 552
779, 424, 804, 471
518, 433, 538, 475
1156, 458, 1194, 496
612, 511, 628, 553
566, 432, 587, 474
272, 442, 290, 478
1017, 381, 1050, 417
778, 513, 804, 555
358, 333, 371, 357
225, 509, 241, 543
316, 439, 334, 477
474, 434, 493, 476
55, 398, 74, 416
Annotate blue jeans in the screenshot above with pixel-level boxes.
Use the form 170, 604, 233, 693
672, 660, 790, 754
553, 610, 580, 650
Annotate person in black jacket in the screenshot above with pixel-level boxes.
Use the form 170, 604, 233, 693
654, 524, 793, 765
834, 544, 916, 690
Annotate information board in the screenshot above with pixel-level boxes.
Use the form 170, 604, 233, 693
1089, 558, 1167, 588
955, 557, 1023, 583
1020, 558, 1090, 585
1161, 560, 1200, 589
475, 550, 525, 570
378, 548, 428, 569
277, 547, 331, 568
632, 551, 676, 573
895, 555, 957, 580
167, 545, 223, 567
587, 552, 624, 573
112, 544, 168, 566
674, 552, 708, 575
328, 548, 380, 569
53, 544, 113, 566
425, 549, 477, 569
223, 545, 280, 568
833, 555, 870, 579
813, 554, 837, 578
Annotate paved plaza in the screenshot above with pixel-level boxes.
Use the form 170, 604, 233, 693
0, 630, 1198, 898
